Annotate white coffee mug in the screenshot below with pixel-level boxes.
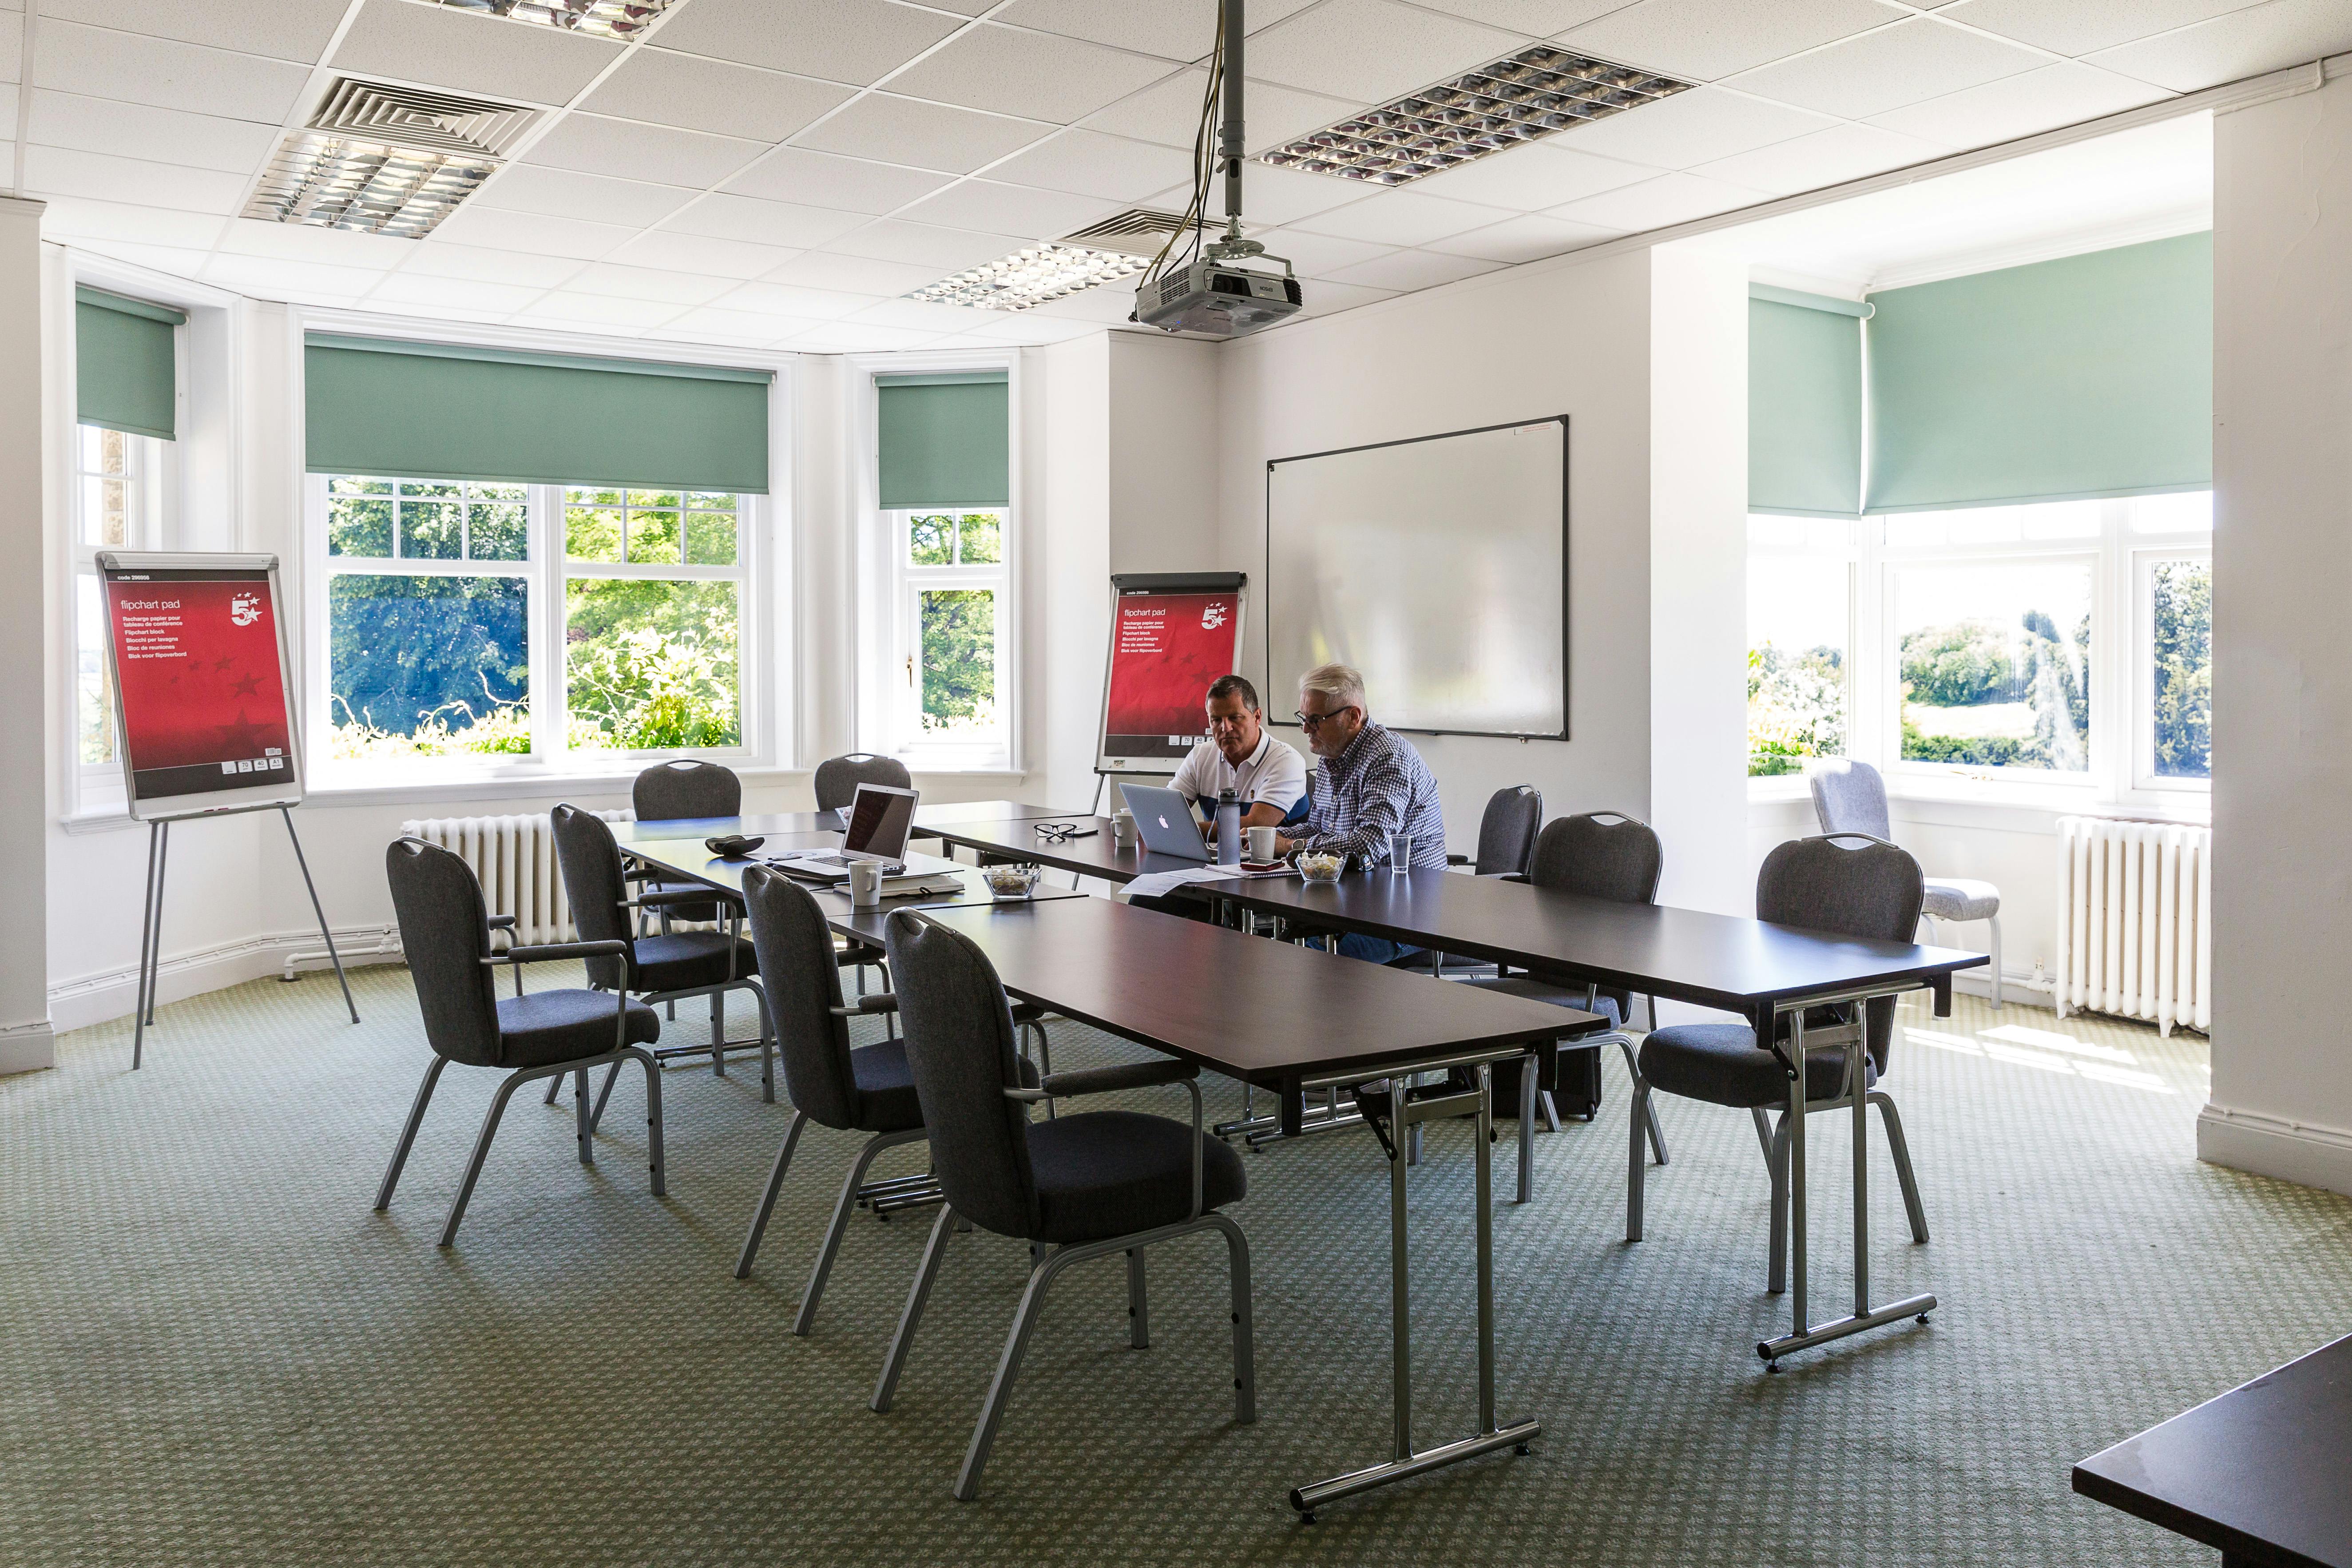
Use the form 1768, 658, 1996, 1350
849, 858, 883, 909
1112, 808, 1138, 846
1247, 825, 1278, 862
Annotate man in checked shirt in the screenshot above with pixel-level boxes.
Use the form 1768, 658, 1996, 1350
1274, 662, 1449, 964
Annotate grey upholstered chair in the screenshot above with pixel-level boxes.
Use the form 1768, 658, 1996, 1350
1461, 811, 1667, 1155
631, 760, 743, 925
868, 910, 1256, 1503
731, 866, 1051, 1312
547, 803, 775, 1115
1809, 758, 2002, 1007
1627, 833, 1931, 1293
1395, 784, 1545, 978
377, 837, 666, 1246
813, 751, 912, 813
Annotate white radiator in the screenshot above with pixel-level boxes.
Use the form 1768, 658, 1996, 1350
398, 810, 633, 946
2054, 816, 2211, 1036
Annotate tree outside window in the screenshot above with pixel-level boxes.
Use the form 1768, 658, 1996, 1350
893, 509, 1008, 763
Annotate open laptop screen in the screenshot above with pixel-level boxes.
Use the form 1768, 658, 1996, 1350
843, 783, 918, 857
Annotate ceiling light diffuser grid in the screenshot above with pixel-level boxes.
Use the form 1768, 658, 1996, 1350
424, 0, 681, 41
908, 244, 1149, 311
243, 134, 498, 238
1262, 46, 1695, 187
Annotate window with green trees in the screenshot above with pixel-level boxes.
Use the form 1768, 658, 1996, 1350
889, 509, 1007, 765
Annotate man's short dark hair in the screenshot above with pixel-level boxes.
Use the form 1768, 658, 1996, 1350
1207, 674, 1260, 711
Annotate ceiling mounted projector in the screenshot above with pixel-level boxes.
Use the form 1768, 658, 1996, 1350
1133, 0, 1301, 340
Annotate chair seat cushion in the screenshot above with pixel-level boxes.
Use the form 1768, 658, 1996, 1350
496, 988, 660, 1069
630, 931, 757, 994
848, 1038, 1040, 1133
1923, 878, 2000, 921
1638, 1024, 1866, 1109
1027, 1110, 1246, 1244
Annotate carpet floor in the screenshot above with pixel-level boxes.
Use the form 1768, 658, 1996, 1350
4, 963, 2345, 1567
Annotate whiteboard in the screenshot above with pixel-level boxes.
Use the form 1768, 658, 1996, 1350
1266, 418, 1567, 740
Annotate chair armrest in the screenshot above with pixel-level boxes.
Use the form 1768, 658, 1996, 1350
1446, 852, 1471, 866
828, 992, 898, 1017
483, 938, 628, 966
630, 885, 736, 908
1038, 1060, 1198, 1098
1497, 873, 1530, 884
486, 914, 518, 930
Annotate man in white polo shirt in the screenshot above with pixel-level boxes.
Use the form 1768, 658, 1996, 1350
1170, 673, 1307, 842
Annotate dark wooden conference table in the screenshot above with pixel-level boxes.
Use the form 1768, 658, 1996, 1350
924, 809, 1991, 1369
2074, 1334, 2352, 1568
619, 826, 1604, 1520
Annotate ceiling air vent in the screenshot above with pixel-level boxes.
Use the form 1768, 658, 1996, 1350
1061, 208, 1206, 259
242, 80, 539, 239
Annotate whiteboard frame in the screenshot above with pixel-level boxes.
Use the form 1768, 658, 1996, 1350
1094, 571, 1249, 778
96, 550, 307, 823
1263, 415, 1571, 743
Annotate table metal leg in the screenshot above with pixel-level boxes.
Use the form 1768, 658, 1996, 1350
1289, 1066, 1538, 1520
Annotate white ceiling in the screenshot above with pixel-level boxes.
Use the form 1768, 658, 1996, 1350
2, 0, 2339, 353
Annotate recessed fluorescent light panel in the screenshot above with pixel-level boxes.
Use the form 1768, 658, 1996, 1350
1261, 46, 1695, 187
425, 0, 682, 40
907, 244, 1150, 312
243, 80, 536, 238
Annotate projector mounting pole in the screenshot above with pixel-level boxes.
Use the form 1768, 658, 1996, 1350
1213, 0, 1263, 259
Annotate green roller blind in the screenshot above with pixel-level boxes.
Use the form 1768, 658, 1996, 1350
1748, 294, 1862, 517
304, 335, 772, 493
76, 287, 184, 442
877, 370, 1008, 508
1865, 232, 2212, 513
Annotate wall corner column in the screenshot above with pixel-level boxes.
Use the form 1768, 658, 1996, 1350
3, 196, 54, 1073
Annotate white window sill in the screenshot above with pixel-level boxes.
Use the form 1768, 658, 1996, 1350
1749, 770, 2208, 832
306, 762, 803, 811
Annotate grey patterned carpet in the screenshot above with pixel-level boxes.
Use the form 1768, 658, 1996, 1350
4, 963, 2346, 1567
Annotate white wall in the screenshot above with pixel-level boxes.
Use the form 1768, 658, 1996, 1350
1216, 248, 1662, 854
2201, 70, 2352, 1196
2, 200, 53, 1073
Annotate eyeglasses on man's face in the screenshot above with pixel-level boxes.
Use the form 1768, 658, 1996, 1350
1293, 705, 1358, 730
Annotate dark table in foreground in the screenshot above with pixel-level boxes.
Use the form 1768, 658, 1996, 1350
621, 834, 1602, 1520
2075, 1334, 2352, 1567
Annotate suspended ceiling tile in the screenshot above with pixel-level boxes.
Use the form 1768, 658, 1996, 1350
34, 20, 310, 122
200, 252, 382, 302
649, 0, 963, 88
516, 289, 687, 328
21, 144, 247, 213
1249, 226, 1398, 277
722, 146, 956, 212
606, 228, 804, 279
26, 89, 278, 175
1422, 0, 1639, 32
992, 0, 1321, 64
1557, 0, 1909, 82
665, 192, 869, 249
787, 320, 941, 350
1940, 0, 2269, 58
895, 178, 1120, 240
428, 202, 640, 260
57, 238, 220, 275
824, 218, 1034, 271
1084, 68, 1362, 153
1548, 85, 1840, 169
1407, 138, 1662, 209
1726, 15, 2048, 120
660, 305, 822, 344
404, 241, 587, 287
1691, 119, 1951, 194
36, 193, 226, 247
791, 93, 1054, 174
475, 164, 699, 229
882, 22, 1174, 125
42, 0, 349, 63
847, 295, 1001, 330
563, 262, 740, 306
1546, 167, 1769, 228
722, 280, 881, 319
215, 215, 420, 268
963, 312, 1104, 341
1247, 0, 1526, 103
363, 271, 549, 314
331, 0, 622, 107
1216, 161, 1377, 224
1868, 61, 2169, 148
583, 50, 854, 143
525, 113, 770, 189
2084, 0, 2352, 92
1293, 276, 1402, 317
763, 249, 944, 294
1291, 188, 1520, 246
985, 128, 1198, 201
1423, 210, 1626, 261
1323, 247, 1505, 291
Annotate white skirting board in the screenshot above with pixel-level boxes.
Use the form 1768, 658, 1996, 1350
0, 1018, 56, 1075
2198, 1104, 2352, 1201
46, 924, 404, 1035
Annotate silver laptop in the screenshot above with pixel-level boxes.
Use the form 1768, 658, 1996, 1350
1122, 783, 1213, 863
781, 783, 956, 881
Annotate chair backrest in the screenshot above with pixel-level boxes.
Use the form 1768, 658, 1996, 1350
884, 911, 1038, 1240
813, 752, 912, 813
549, 803, 634, 991
1808, 758, 1893, 841
1757, 832, 1925, 1074
385, 836, 503, 1067
632, 758, 740, 822
740, 865, 861, 1130
1470, 785, 1543, 875
1527, 811, 1663, 904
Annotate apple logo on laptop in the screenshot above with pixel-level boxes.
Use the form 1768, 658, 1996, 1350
1158, 815, 1170, 829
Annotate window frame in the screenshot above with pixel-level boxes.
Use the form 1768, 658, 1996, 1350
68, 424, 175, 813
886, 508, 1012, 769
2133, 544, 2213, 793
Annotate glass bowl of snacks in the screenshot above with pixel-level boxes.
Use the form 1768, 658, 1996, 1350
1297, 851, 1346, 884
981, 862, 1042, 900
